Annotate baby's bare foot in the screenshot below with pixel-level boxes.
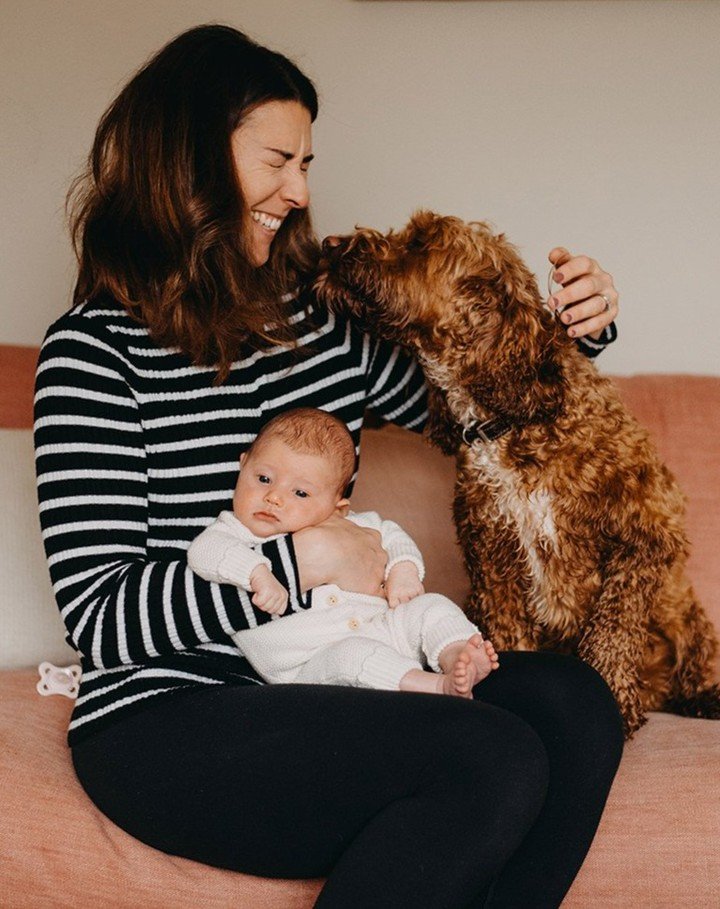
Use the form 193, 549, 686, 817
441, 635, 499, 697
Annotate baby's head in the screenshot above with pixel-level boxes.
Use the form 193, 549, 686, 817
233, 408, 356, 536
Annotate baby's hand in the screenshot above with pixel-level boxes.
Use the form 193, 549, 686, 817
385, 562, 424, 608
250, 565, 288, 615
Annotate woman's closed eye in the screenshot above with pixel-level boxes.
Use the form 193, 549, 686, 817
267, 155, 311, 174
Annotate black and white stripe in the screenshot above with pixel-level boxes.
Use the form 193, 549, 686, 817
34, 295, 428, 743
576, 322, 618, 357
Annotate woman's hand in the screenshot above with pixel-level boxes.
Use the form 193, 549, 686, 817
547, 248, 619, 340
293, 515, 387, 595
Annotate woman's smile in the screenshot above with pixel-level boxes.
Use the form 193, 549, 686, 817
251, 210, 284, 232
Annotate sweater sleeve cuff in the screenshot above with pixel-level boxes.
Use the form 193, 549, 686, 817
217, 547, 271, 589
575, 321, 617, 358
385, 555, 426, 583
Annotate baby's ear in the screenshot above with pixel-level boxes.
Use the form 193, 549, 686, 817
335, 498, 351, 517
239, 452, 247, 468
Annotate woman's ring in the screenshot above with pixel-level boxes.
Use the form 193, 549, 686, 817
600, 294, 612, 313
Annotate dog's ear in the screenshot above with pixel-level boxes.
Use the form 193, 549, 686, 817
452, 272, 568, 426
424, 384, 463, 455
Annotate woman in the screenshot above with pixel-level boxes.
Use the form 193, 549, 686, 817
35, 25, 623, 908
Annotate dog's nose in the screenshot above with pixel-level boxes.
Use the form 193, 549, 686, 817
322, 235, 345, 258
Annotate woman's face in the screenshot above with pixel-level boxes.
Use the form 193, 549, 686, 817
231, 100, 313, 267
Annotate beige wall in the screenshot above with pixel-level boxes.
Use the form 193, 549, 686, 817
2, 0, 718, 374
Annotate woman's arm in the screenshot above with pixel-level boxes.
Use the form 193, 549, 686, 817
364, 338, 429, 431
34, 322, 300, 670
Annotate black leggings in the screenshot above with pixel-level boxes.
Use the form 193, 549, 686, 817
72, 652, 623, 909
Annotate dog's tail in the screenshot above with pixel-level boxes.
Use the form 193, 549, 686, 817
666, 598, 720, 719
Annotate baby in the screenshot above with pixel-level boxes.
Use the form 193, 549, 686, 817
188, 408, 499, 697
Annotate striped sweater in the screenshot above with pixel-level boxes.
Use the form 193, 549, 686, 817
34, 293, 613, 745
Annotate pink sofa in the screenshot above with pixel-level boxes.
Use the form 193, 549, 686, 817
1, 343, 718, 907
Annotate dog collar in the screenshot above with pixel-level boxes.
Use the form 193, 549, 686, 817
461, 417, 513, 446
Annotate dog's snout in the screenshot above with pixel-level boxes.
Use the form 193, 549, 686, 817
321, 235, 347, 258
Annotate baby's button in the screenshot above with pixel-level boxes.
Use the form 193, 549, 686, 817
347, 618, 360, 631
327, 594, 339, 606
36, 662, 82, 699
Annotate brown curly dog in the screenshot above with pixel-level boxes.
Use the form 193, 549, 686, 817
314, 210, 720, 737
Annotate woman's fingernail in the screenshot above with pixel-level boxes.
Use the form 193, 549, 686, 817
551, 296, 559, 309
568, 328, 576, 337
562, 312, 572, 324
554, 272, 565, 283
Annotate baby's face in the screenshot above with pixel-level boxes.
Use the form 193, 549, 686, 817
233, 436, 347, 536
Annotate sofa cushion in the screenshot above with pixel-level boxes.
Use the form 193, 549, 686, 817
2, 669, 717, 908
0, 429, 76, 669
614, 375, 720, 658
564, 712, 720, 907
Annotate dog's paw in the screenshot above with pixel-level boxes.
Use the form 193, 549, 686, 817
595, 670, 646, 739
619, 700, 647, 739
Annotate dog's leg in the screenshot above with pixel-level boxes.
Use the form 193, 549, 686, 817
454, 483, 541, 651
576, 547, 667, 737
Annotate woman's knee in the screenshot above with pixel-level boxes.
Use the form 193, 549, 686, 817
434, 703, 550, 810
541, 653, 623, 740
486, 707, 550, 800
485, 651, 624, 759
462, 706, 551, 846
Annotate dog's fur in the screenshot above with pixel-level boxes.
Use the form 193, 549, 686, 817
314, 210, 720, 736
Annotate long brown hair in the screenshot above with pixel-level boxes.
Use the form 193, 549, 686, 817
68, 25, 320, 380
